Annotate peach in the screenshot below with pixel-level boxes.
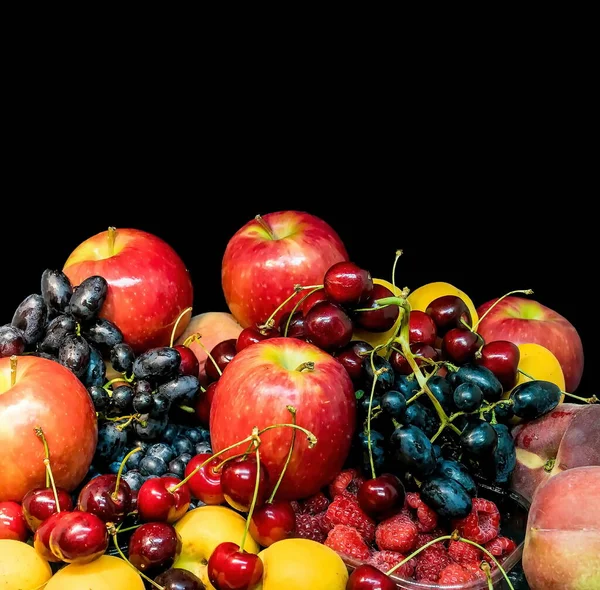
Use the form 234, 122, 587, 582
522, 466, 600, 589
511, 403, 600, 502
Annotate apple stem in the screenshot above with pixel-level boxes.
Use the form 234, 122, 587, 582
107, 226, 117, 257
295, 361, 314, 373
472, 289, 534, 332
391, 249, 403, 292
113, 447, 142, 500
366, 350, 381, 480
110, 529, 164, 590
255, 214, 276, 240
9, 355, 17, 387
169, 306, 193, 347
34, 427, 60, 510
267, 406, 297, 503
260, 284, 324, 331
239, 438, 262, 553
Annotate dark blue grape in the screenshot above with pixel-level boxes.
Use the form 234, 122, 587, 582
195, 442, 212, 455
168, 458, 186, 479
126, 449, 144, 470
134, 416, 168, 440
390, 425, 436, 477
453, 382, 484, 412
510, 380, 561, 420
404, 402, 439, 438
150, 393, 172, 418
84, 319, 124, 355
133, 391, 153, 414
433, 445, 442, 460
84, 346, 106, 387
359, 394, 381, 416
161, 423, 181, 444
11, 294, 47, 346
172, 435, 194, 456
140, 455, 168, 476
95, 422, 128, 463
58, 334, 90, 378
88, 385, 109, 412
420, 476, 472, 518
41, 269, 73, 315
147, 443, 176, 464
357, 431, 386, 472
111, 343, 135, 374
108, 461, 122, 474
183, 428, 204, 444
133, 380, 153, 396
490, 423, 517, 484
178, 453, 192, 465
394, 374, 420, 399
112, 385, 134, 414
380, 390, 406, 419
68, 276, 108, 322
362, 356, 395, 393
122, 470, 145, 491
39, 314, 76, 354
434, 459, 477, 496
157, 376, 200, 404
459, 419, 498, 457
0, 325, 26, 357
481, 401, 514, 423
452, 364, 503, 402
423, 375, 454, 413
132, 347, 181, 383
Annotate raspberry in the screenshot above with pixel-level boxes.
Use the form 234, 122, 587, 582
302, 492, 330, 515
328, 468, 365, 499
324, 495, 375, 542
375, 513, 418, 554
367, 550, 416, 579
452, 498, 501, 544
483, 536, 518, 566
406, 491, 439, 532
438, 563, 474, 585
415, 545, 452, 583
290, 500, 303, 514
415, 528, 447, 550
295, 512, 329, 543
324, 524, 371, 561
462, 561, 488, 581
448, 539, 482, 565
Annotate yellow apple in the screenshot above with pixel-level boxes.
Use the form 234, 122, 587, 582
407, 281, 479, 327
256, 538, 348, 590
0, 539, 52, 589
173, 505, 260, 590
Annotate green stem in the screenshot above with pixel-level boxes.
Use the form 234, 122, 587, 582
178, 405, 195, 413
255, 214, 275, 239
283, 286, 322, 337
472, 289, 533, 331
111, 530, 163, 589
113, 448, 142, 500
239, 443, 262, 552
170, 306, 193, 347
107, 226, 117, 257
366, 350, 380, 479
261, 284, 324, 330
257, 423, 317, 448
115, 523, 143, 534
517, 369, 598, 404
429, 421, 446, 444
104, 377, 129, 391
267, 406, 297, 503
459, 538, 515, 590
194, 336, 222, 376
34, 426, 51, 488
386, 535, 452, 575
391, 249, 403, 292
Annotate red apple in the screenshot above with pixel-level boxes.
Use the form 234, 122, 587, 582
476, 296, 584, 392
221, 211, 349, 329
210, 337, 356, 500
0, 356, 97, 502
63, 227, 193, 353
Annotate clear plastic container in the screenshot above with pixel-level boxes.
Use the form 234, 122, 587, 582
342, 482, 531, 589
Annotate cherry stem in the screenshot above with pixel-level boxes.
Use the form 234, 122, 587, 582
386, 534, 453, 575
260, 284, 323, 330
10, 355, 17, 387
517, 369, 598, 404
283, 286, 323, 337
257, 423, 317, 448
213, 451, 254, 473
170, 306, 193, 348
183, 332, 201, 348
295, 361, 314, 373
366, 350, 380, 480
111, 529, 164, 590
107, 226, 117, 257
239, 439, 261, 553
481, 561, 494, 590
267, 406, 297, 503
34, 427, 58, 509
391, 249, 403, 292
255, 214, 276, 240
458, 538, 515, 590
113, 447, 142, 500
193, 336, 222, 377
472, 289, 534, 331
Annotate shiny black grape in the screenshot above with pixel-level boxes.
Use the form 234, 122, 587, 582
84, 346, 106, 387
390, 425, 437, 477
88, 385, 110, 412
68, 276, 108, 322
133, 391, 153, 414
172, 435, 194, 456
453, 382, 484, 412
510, 380, 561, 420
11, 294, 47, 346
394, 374, 420, 399
41, 269, 73, 315
481, 400, 514, 423
157, 376, 200, 404
162, 424, 181, 444
450, 364, 503, 402
150, 393, 172, 418
110, 342, 135, 374
133, 347, 181, 382
423, 375, 454, 413
122, 470, 145, 492
95, 422, 128, 463
39, 314, 77, 354
134, 416, 169, 440
83, 318, 124, 355
58, 333, 91, 378
380, 390, 406, 419
489, 423, 517, 484
357, 430, 386, 472
404, 402, 439, 438
420, 476, 472, 519
168, 458, 186, 479
147, 443, 176, 464
0, 325, 26, 357
112, 385, 134, 413
459, 419, 498, 457
140, 455, 168, 477
362, 355, 395, 393
434, 458, 477, 496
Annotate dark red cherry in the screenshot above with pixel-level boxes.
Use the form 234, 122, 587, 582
205, 339, 237, 382
77, 473, 132, 524
409, 311, 437, 346
137, 476, 191, 523
33, 511, 63, 562
278, 311, 306, 339
357, 474, 405, 518
347, 563, 396, 590
22, 487, 73, 532
301, 288, 328, 315
49, 510, 109, 564
442, 328, 484, 364
128, 522, 182, 574
324, 261, 373, 307
155, 568, 206, 590
220, 456, 270, 512
249, 500, 296, 547
304, 301, 353, 352
184, 453, 224, 505
335, 340, 374, 382
236, 326, 279, 353
174, 344, 200, 377
354, 284, 399, 333
0, 501, 28, 542
195, 381, 218, 427
425, 295, 472, 335
390, 343, 438, 375
476, 340, 520, 391
207, 541, 263, 590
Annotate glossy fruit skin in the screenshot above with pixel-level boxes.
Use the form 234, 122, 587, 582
347, 563, 396, 590
249, 500, 296, 546
207, 541, 263, 590
58, 334, 91, 378
84, 319, 124, 355
0, 325, 26, 357
482, 400, 515, 424
476, 340, 520, 391
460, 419, 499, 458
380, 390, 406, 420
450, 364, 503, 402
442, 328, 484, 365
184, 453, 225, 505
324, 261, 373, 306
420, 476, 472, 519
278, 311, 305, 339
434, 459, 477, 496
362, 355, 395, 393
39, 315, 77, 355
129, 522, 182, 574
33, 511, 64, 562
68, 276, 108, 323
354, 284, 399, 333
195, 381, 218, 427
390, 425, 437, 477
110, 342, 136, 374
335, 340, 374, 382
453, 382, 484, 412
174, 345, 200, 377
221, 456, 270, 512
510, 380, 562, 420
425, 295, 472, 336
154, 568, 205, 590
157, 376, 200, 405
49, 510, 109, 564
22, 487, 74, 532
11, 294, 47, 346
77, 474, 132, 524
205, 339, 238, 382
404, 402, 439, 438
235, 326, 278, 353
301, 288, 328, 315
137, 477, 191, 523
357, 473, 405, 517
0, 501, 28, 541
422, 375, 454, 413
304, 301, 353, 352
409, 310, 437, 346
132, 347, 182, 383
390, 343, 438, 375
394, 374, 420, 400
41, 269, 73, 315
84, 346, 106, 388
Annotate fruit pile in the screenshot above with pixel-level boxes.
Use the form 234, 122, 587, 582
0, 214, 597, 590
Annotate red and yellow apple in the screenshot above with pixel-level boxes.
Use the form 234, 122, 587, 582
63, 227, 193, 353
476, 296, 584, 392
210, 337, 356, 500
221, 211, 349, 329
0, 356, 97, 502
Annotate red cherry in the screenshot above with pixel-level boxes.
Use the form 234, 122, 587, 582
236, 326, 279, 353
335, 340, 374, 382
323, 261, 374, 307
0, 501, 28, 542
22, 487, 74, 532
304, 301, 353, 352
184, 453, 225, 505
128, 522, 182, 574
195, 381, 218, 427
137, 477, 191, 523
221, 456, 270, 513
390, 343, 438, 375
357, 474, 405, 518
77, 474, 132, 524
248, 500, 296, 547
33, 511, 64, 562
347, 563, 396, 590
174, 344, 200, 377
409, 311, 437, 346
301, 287, 328, 315
278, 311, 306, 339
476, 340, 520, 391
155, 568, 205, 590
49, 510, 109, 564
354, 284, 399, 333
442, 328, 484, 364
206, 339, 237, 382
425, 295, 472, 336
207, 541, 263, 590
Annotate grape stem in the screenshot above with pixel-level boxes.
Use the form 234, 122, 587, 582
267, 406, 297, 503
34, 427, 59, 510
113, 447, 142, 500
169, 306, 193, 347
517, 369, 598, 404
366, 350, 380, 480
